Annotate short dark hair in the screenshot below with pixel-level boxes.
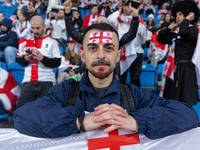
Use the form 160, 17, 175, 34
83, 23, 119, 48
91, 5, 98, 9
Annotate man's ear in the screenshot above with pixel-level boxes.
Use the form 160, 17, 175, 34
80, 49, 85, 63
117, 48, 122, 63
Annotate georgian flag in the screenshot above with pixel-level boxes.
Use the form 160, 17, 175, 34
0, 128, 200, 149
148, 31, 168, 62
89, 31, 113, 44
0, 68, 20, 112
87, 129, 141, 150
119, 34, 137, 75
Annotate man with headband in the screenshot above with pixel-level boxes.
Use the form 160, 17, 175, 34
14, 23, 199, 139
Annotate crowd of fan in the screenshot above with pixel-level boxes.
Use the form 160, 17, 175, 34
0, 0, 179, 70
0, 0, 199, 115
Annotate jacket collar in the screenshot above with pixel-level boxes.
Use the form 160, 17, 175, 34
80, 69, 121, 96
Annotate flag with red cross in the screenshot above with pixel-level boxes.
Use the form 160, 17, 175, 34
0, 68, 20, 112
148, 31, 168, 62
87, 129, 141, 150
89, 31, 113, 44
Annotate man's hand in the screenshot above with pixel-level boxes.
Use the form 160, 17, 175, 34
33, 50, 44, 61
78, 103, 138, 133
129, 2, 139, 17
186, 12, 195, 22
168, 22, 179, 30
95, 104, 137, 133
24, 53, 33, 61
64, 0, 72, 13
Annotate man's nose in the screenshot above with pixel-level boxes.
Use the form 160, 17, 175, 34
97, 47, 105, 59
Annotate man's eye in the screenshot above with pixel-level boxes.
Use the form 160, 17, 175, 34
89, 46, 97, 51
105, 47, 114, 51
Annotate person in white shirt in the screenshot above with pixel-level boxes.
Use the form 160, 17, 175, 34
45, 9, 67, 51
15, 9, 31, 39
108, 0, 146, 87
16, 15, 61, 108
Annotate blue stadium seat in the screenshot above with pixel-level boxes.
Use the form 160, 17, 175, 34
7, 62, 25, 86
0, 62, 6, 70
157, 63, 164, 81
85, 9, 91, 15
143, 47, 148, 61
53, 67, 58, 80
79, 9, 85, 19
140, 64, 157, 87
60, 46, 64, 55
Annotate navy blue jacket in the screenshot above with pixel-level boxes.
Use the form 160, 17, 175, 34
14, 71, 199, 139
0, 30, 18, 51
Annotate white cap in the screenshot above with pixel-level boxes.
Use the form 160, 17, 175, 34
148, 14, 154, 19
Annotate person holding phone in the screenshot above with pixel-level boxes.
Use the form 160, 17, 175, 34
16, 15, 61, 108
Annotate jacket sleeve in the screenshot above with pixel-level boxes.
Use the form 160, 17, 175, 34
41, 56, 61, 68
157, 28, 176, 44
0, 31, 18, 49
16, 56, 29, 66
119, 17, 139, 47
179, 19, 198, 40
14, 80, 83, 138
129, 84, 199, 139
65, 13, 83, 45
82, 14, 90, 28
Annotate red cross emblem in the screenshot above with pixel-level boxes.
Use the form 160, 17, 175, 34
0, 73, 18, 112
93, 32, 98, 37
89, 32, 112, 44
120, 46, 127, 61
88, 129, 140, 150
163, 64, 168, 71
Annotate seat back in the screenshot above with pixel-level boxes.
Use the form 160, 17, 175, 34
7, 62, 25, 86
140, 64, 157, 87
0, 62, 6, 70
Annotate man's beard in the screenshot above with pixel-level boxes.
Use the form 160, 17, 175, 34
88, 60, 113, 79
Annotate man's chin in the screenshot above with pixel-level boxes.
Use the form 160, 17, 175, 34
90, 70, 111, 80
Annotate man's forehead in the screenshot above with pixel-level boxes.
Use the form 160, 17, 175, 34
88, 31, 113, 44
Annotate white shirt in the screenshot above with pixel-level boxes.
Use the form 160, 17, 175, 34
17, 34, 61, 83
45, 19, 67, 40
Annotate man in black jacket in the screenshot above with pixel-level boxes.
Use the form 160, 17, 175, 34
0, 19, 18, 67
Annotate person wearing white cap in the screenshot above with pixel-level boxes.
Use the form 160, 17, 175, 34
146, 13, 157, 33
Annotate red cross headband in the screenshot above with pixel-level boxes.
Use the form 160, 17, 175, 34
89, 31, 113, 44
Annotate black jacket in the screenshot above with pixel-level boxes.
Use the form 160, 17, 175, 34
98, 5, 113, 18
65, 12, 139, 47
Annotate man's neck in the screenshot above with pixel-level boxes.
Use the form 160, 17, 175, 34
88, 71, 113, 88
